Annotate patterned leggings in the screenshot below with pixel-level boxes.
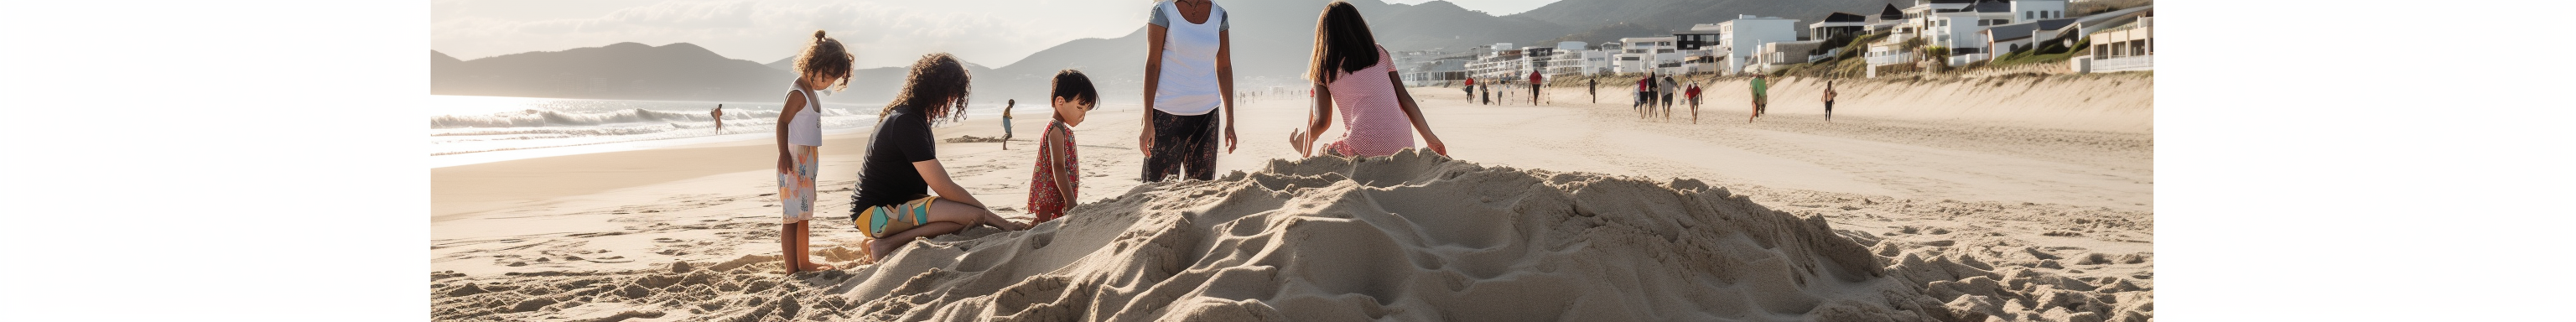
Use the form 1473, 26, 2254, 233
1143, 109, 1218, 182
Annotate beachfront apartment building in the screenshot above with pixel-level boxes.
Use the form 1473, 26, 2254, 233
1709, 15, 1800, 75
1612, 37, 1677, 74
1747, 40, 1829, 75
1543, 41, 1613, 76
1396, 49, 1472, 86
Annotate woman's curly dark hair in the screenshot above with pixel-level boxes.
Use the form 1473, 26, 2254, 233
882, 53, 973, 125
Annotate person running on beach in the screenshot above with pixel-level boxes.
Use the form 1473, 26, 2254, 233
1141, 0, 1239, 183
1287, 1, 1448, 158
1822, 80, 1837, 122
1027, 70, 1098, 225
853, 53, 1030, 264
1685, 81, 1702, 123
1748, 73, 1771, 122
776, 30, 852, 273
711, 104, 724, 133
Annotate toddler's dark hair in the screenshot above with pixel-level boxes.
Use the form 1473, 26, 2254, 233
1050, 70, 1099, 110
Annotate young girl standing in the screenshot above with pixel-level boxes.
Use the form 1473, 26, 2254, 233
852, 53, 1028, 263
777, 30, 851, 274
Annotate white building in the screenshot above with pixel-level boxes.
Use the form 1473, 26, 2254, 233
1543, 41, 1611, 76
1612, 37, 1676, 74
2084, 13, 2152, 72
1978, 18, 2076, 58
2012, 0, 2069, 23
1711, 15, 1800, 75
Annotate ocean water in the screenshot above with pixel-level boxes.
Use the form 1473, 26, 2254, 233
428, 95, 1114, 168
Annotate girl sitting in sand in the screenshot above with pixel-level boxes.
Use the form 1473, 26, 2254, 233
1285, 1, 1448, 158
1027, 70, 1098, 224
777, 30, 850, 274
852, 53, 1029, 263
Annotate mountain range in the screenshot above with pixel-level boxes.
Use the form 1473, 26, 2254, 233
434, 0, 1905, 103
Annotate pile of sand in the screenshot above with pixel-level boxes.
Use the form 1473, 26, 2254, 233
431, 150, 2150, 321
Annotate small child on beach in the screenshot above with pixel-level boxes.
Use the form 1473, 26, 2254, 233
852, 53, 1030, 264
1027, 70, 1098, 224
776, 30, 852, 273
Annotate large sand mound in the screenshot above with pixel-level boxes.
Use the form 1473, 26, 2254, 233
433, 150, 2151, 321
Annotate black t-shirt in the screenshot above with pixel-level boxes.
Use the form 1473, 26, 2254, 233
853, 106, 937, 209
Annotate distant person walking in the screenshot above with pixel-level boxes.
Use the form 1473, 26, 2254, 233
1634, 74, 1652, 119
1287, 1, 1448, 158
711, 104, 724, 133
1748, 73, 1771, 122
1480, 80, 1491, 105
1141, 0, 1239, 182
1822, 80, 1838, 122
1527, 70, 1543, 105
1462, 77, 1475, 103
1588, 78, 1598, 104
1685, 82, 1702, 123
1659, 75, 1677, 120
1000, 99, 1020, 149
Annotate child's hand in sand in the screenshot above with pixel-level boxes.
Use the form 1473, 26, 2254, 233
1286, 130, 1311, 158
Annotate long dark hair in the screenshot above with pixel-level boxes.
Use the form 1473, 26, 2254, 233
883, 53, 972, 125
1306, 2, 1381, 84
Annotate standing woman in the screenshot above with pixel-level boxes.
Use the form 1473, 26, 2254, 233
1140, 0, 1238, 182
1287, 2, 1449, 158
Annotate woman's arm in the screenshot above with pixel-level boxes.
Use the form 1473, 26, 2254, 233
1387, 70, 1446, 156
776, 91, 806, 173
912, 159, 987, 208
1216, 29, 1238, 153
1298, 83, 1336, 158
1140, 23, 1166, 157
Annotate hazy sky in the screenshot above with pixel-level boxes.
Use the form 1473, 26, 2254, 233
432, 0, 1561, 69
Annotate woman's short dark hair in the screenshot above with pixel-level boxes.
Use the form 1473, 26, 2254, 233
882, 53, 972, 125
1306, 2, 1380, 84
1050, 70, 1099, 109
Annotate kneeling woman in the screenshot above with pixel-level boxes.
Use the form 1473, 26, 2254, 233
853, 53, 1029, 263
1288, 2, 1448, 158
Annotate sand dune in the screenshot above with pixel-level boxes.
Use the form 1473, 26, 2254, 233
432, 151, 2150, 321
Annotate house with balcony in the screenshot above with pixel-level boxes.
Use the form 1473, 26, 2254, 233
2083, 13, 2152, 72
1710, 15, 1800, 75
1747, 40, 1829, 75
1811, 12, 1871, 49
1868, 4, 1908, 35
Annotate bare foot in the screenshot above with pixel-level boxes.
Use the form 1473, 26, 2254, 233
866, 239, 901, 264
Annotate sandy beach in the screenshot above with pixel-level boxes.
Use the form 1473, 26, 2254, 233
432, 74, 2153, 321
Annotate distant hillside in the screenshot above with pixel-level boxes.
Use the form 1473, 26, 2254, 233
430, 43, 791, 101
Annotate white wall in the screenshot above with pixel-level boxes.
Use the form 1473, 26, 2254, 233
2012, 0, 2069, 23
1720, 17, 1800, 75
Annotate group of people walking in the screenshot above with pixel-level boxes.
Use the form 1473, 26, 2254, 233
764, 0, 1453, 273
1457, 70, 1545, 106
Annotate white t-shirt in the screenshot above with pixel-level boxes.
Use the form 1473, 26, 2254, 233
1148, 1, 1228, 116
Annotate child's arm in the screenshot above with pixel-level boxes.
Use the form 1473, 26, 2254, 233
1297, 83, 1336, 158
776, 91, 807, 173
1387, 70, 1446, 156
1046, 132, 1076, 205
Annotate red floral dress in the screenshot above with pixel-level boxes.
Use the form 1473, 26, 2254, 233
1026, 121, 1078, 223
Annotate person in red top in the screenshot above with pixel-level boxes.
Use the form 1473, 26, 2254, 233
1685, 82, 1703, 123
1527, 70, 1543, 105
1027, 70, 1098, 224
1634, 75, 1652, 118
1462, 78, 1474, 103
